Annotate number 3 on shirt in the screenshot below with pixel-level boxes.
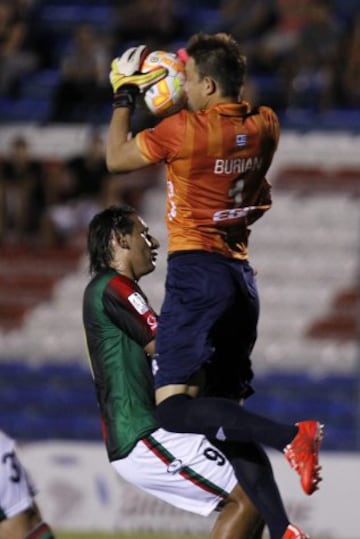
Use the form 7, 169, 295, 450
2, 451, 22, 482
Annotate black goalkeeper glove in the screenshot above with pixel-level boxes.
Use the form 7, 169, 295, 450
110, 45, 167, 112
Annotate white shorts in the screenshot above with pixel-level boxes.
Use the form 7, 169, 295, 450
0, 431, 37, 521
112, 428, 237, 517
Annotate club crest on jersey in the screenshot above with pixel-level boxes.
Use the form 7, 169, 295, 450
128, 292, 148, 314
167, 459, 183, 474
146, 313, 157, 331
236, 134, 247, 147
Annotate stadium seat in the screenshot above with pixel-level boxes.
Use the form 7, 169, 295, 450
21, 69, 61, 99
37, 3, 114, 33
0, 97, 51, 123
0, 245, 83, 331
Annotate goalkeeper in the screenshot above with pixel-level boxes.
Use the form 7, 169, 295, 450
104, 36, 322, 539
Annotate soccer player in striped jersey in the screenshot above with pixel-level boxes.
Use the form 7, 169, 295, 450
105, 34, 323, 539
83, 205, 311, 539
0, 430, 56, 539
83, 205, 264, 538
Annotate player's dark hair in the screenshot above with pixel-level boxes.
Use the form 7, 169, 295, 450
186, 32, 247, 98
87, 205, 137, 274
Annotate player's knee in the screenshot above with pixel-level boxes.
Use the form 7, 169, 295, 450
25, 521, 56, 539
227, 483, 262, 522
216, 485, 263, 539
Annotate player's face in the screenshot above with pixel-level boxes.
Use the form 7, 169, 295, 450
128, 216, 159, 280
184, 58, 208, 111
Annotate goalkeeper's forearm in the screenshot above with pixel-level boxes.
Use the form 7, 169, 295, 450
106, 107, 132, 173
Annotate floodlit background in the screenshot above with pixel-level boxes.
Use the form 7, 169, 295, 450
0, 1, 359, 538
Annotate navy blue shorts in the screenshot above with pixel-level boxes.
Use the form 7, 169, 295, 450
154, 251, 259, 389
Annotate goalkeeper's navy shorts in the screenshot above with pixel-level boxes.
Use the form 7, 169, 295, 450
153, 251, 259, 389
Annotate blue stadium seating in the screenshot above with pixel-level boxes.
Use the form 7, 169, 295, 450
20, 70, 61, 99
37, 3, 114, 33
246, 372, 359, 451
279, 108, 360, 132
0, 97, 51, 123
0, 362, 358, 450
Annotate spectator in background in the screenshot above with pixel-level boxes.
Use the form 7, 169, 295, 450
0, 135, 45, 245
40, 137, 123, 247
227, 0, 311, 79
50, 23, 112, 123
40, 131, 160, 248
338, 11, 360, 108
0, 0, 38, 96
66, 130, 142, 216
0, 429, 56, 539
218, 0, 279, 106
113, 0, 185, 52
219, 0, 278, 50
286, 0, 343, 110
40, 159, 89, 247
225, 0, 345, 111
66, 130, 163, 214
215, 0, 313, 109
66, 131, 109, 200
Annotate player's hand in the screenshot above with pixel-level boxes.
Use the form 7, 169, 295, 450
110, 45, 167, 94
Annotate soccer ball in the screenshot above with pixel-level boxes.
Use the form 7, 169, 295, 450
142, 50, 186, 117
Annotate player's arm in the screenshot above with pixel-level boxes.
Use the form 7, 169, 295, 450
258, 105, 280, 148
106, 45, 167, 173
144, 339, 155, 357
103, 276, 157, 348
245, 176, 272, 226
107, 108, 149, 173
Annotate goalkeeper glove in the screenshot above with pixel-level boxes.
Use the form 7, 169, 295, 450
110, 45, 167, 112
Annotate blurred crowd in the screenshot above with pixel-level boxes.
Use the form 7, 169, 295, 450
0, 0, 359, 247
219, 0, 360, 111
0, 132, 161, 247
0, 0, 359, 120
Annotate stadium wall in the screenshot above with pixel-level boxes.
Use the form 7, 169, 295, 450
20, 440, 359, 538
1, 125, 360, 168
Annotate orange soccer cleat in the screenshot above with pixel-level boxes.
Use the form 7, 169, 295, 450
282, 523, 310, 539
284, 420, 324, 495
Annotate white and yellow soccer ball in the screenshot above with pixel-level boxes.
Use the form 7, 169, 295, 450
142, 50, 186, 117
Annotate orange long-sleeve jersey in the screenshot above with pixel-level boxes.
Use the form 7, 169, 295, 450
136, 101, 280, 259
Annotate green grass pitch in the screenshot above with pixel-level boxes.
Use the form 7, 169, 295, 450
57, 534, 207, 539
56, 533, 342, 539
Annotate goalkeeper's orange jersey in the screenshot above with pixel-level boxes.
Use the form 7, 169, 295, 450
136, 101, 280, 259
